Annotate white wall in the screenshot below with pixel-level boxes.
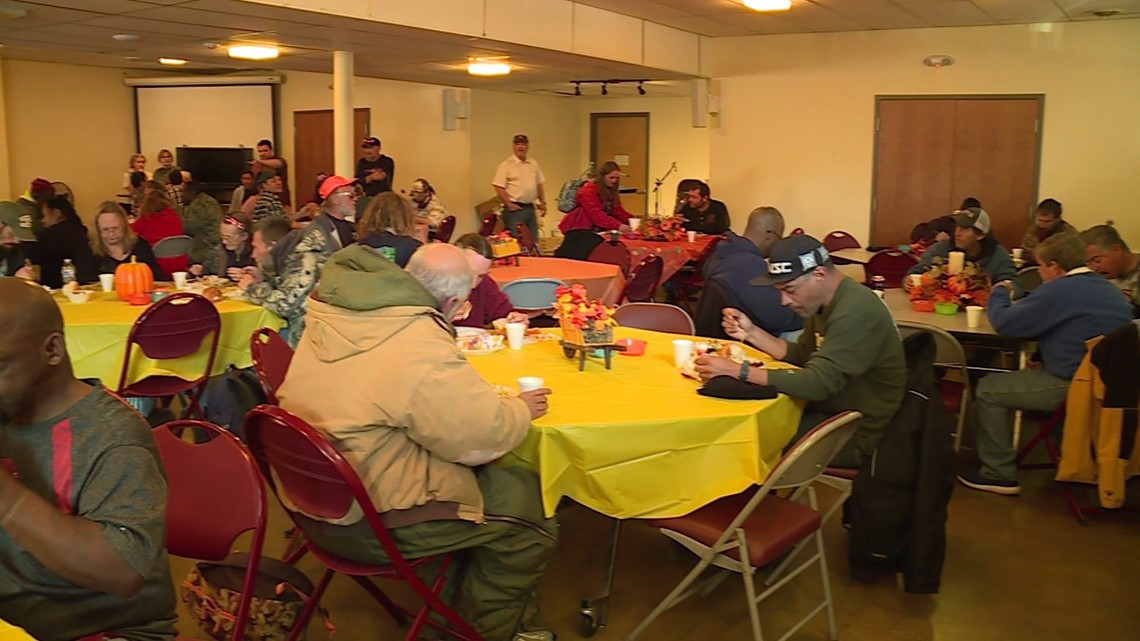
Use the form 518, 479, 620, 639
703, 19, 1140, 245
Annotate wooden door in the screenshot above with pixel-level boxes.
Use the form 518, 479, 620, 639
871, 96, 1041, 248
591, 113, 649, 215
293, 108, 370, 202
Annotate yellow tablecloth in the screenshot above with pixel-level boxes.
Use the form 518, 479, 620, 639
57, 291, 284, 386
467, 327, 802, 519
0, 619, 34, 640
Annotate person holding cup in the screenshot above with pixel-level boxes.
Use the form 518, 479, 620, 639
276, 242, 558, 641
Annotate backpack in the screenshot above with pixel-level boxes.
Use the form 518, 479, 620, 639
202, 366, 267, 440
557, 178, 587, 213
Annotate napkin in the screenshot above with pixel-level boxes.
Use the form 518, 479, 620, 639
698, 376, 778, 400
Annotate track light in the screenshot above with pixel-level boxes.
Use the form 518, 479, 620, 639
574, 82, 581, 96
637, 82, 646, 95
601, 82, 608, 96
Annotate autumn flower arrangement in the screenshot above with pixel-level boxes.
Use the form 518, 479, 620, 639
489, 230, 521, 259
555, 284, 617, 344
908, 256, 992, 308
639, 215, 687, 241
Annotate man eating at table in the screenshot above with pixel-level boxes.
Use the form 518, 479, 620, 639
0, 278, 177, 639
277, 243, 557, 641
694, 235, 906, 468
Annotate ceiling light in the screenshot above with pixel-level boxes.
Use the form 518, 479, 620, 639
228, 45, 279, 61
601, 82, 608, 96
743, 0, 792, 11
158, 57, 187, 66
112, 33, 140, 42
467, 58, 510, 77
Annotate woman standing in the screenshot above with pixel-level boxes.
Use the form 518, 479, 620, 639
89, 202, 166, 280
558, 161, 632, 234
132, 189, 186, 275
152, 148, 176, 184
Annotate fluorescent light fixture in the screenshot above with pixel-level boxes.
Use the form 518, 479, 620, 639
228, 45, 279, 61
467, 59, 510, 77
158, 57, 187, 66
743, 0, 792, 10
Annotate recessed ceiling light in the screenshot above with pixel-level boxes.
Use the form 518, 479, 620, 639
228, 45, 279, 61
159, 57, 188, 66
112, 33, 140, 42
467, 58, 511, 77
743, 0, 792, 11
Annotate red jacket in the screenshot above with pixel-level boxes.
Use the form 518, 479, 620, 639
132, 207, 188, 275
454, 276, 514, 328
559, 181, 631, 233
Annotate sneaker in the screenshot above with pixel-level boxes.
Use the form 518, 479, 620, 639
957, 469, 1021, 496
513, 631, 557, 641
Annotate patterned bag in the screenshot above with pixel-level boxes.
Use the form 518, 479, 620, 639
180, 553, 316, 641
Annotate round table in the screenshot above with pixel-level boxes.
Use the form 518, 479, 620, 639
56, 290, 284, 387
466, 327, 802, 519
621, 234, 718, 283
490, 257, 626, 306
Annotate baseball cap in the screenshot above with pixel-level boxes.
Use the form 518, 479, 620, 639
255, 169, 277, 187
30, 178, 54, 196
952, 207, 991, 235
319, 175, 359, 200
750, 235, 832, 286
410, 178, 431, 194
361, 136, 381, 148
0, 201, 35, 242
512, 134, 528, 144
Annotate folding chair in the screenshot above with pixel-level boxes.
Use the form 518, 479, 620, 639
627, 411, 861, 641
789, 227, 805, 236
1016, 404, 1088, 524
1018, 265, 1043, 293
153, 420, 269, 641
621, 255, 664, 303
613, 302, 694, 335
435, 215, 457, 244
864, 250, 918, 289
250, 328, 294, 405
501, 277, 566, 311
116, 293, 220, 419
897, 322, 971, 451
477, 214, 497, 237
587, 240, 633, 277
152, 234, 194, 259
244, 405, 483, 641
822, 231, 861, 252
515, 221, 542, 256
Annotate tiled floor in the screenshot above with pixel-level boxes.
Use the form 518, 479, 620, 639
170, 462, 1140, 641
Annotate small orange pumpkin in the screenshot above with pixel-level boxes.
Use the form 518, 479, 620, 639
114, 256, 155, 301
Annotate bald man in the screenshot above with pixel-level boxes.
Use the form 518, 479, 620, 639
701, 206, 804, 339
0, 278, 176, 640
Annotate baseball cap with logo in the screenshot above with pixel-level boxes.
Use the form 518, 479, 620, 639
512, 134, 529, 144
952, 207, 991, 235
750, 235, 833, 287
319, 175, 359, 201
30, 178, 54, 197
0, 201, 36, 242
361, 136, 381, 148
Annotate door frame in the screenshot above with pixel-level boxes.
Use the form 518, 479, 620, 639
589, 112, 650, 199
869, 94, 1045, 245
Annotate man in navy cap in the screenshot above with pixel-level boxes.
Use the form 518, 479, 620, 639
356, 136, 395, 197
695, 234, 907, 467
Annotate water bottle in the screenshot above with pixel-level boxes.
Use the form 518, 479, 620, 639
61, 259, 76, 285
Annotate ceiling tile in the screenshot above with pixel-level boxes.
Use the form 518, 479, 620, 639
777, 3, 864, 31
14, 0, 158, 12
900, 1, 996, 25
573, 0, 695, 21
973, 0, 1068, 22
653, 16, 760, 35
823, 3, 930, 28
77, 14, 240, 37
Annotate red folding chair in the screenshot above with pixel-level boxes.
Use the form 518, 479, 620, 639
863, 250, 918, 289
621, 254, 664, 303
1016, 404, 1088, 524
153, 420, 269, 641
613, 302, 694, 335
586, 239, 632, 277
669, 235, 723, 315
116, 293, 220, 419
243, 405, 483, 641
250, 328, 294, 405
477, 214, 497, 237
823, 230, 861, 252
435, 215, 457, 244
789, 227, 805, 236
514, 222, 541, 257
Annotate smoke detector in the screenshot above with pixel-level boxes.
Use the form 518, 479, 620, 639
923, 55, 955, 69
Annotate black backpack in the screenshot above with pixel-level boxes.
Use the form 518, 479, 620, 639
202, 366, 267, 440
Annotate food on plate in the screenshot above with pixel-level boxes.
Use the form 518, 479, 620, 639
680, 340, 762, 380
201, 286, 224, 302
198, 275, 228, 289
457, 333, 504, 352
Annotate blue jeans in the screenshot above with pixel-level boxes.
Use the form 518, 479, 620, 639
974, 368, 1069, 482
502, 204, 537, 238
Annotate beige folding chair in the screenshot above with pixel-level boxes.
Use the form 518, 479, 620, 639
626, 411, 862, 641
897, 321, 970, 451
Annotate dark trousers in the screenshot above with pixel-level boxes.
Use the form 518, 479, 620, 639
502, 204, 538, 238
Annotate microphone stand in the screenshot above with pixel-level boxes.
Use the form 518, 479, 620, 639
651, 161, 677, 217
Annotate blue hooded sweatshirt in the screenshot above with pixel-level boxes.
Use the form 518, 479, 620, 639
702, 231, 803, 336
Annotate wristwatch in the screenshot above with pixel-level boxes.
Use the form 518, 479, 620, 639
738, 360, 751, 382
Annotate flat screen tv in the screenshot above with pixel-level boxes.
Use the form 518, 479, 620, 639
176, 147, 253, 187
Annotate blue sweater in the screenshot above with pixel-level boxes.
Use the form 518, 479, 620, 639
987, 270, 1133, 379
702, 232, 803, 336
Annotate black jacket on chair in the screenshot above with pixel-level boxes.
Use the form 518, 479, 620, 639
847, 330, 957, 594
693, 278, 733, 340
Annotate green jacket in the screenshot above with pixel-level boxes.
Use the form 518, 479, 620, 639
182, 193, 223, 271
316, 243, 440, 312
767, 277, 907, 457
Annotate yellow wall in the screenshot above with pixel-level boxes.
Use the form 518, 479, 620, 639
703, 19, 1140, 245
1, 60, 135, 220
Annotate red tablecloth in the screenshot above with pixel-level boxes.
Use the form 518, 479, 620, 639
622, 235, 718, 282
490, 257, 626, 305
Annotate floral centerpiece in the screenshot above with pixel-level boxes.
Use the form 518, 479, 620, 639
554, 284, 617, 344
908, 256, 992, 310
638, 214, 687, 241
489, 230, 521, 259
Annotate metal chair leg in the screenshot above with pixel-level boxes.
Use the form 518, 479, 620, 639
579, 518, 622, 637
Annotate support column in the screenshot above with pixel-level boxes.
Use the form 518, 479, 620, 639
332, 50, 354, 178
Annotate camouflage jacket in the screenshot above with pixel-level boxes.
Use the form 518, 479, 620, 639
183, 193, 223, 272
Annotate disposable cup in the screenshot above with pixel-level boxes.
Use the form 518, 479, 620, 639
686, 230, 697, 242
908, 274, 923, 289
672, 339, 694, 368
98, 274, 115, 292
172, 271, 188, 290
629, 218, 641, 231
517, 376, 545, 392
966, 305, 984, 328
1012, 248, 1024, 260
506, 322, 526, 350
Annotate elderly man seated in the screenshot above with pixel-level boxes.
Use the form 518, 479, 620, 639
277, 243, 556, 641
0, 278, 176, 639
1081, 223, 1139, 311
958, 232, 1133, 495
